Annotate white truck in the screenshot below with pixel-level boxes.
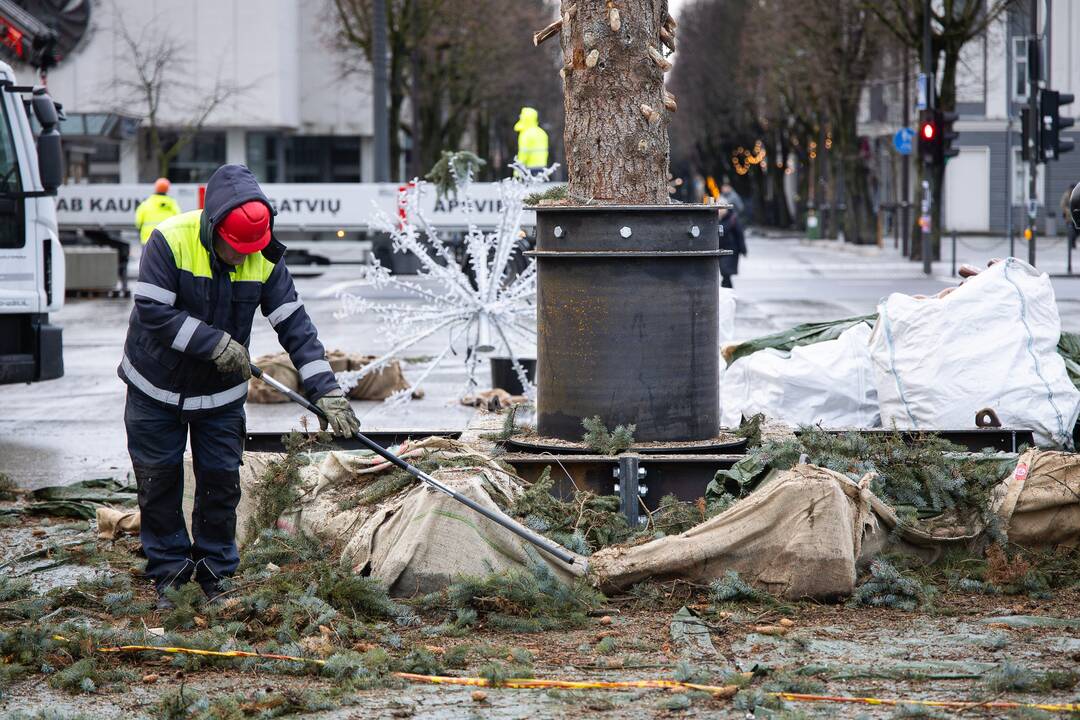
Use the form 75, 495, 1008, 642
55, 182, 538, 240
0, 60, 65, 385
57, 180, 548, 280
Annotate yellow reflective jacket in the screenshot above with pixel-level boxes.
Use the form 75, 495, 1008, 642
122, 164, 338, 415
514, 107, 549, 169
135, 193, 181, 244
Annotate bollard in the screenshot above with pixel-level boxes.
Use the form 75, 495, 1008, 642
951, 231, 957, 277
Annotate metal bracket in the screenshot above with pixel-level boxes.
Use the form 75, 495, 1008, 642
613, 454, 646, 526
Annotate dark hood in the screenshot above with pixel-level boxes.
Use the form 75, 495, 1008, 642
199, 164, 276, 252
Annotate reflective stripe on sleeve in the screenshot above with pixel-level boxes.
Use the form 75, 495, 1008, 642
171, 316, 202, 352
121, 355, 180, 405
267, 299, 304, 327
133, 281, 177, 306
298, 359, 333, 381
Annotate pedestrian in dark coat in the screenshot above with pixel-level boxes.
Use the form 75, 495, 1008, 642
719, 208, 747, 289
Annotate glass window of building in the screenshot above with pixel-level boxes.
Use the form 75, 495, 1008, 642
58, 113, 137, 184
1012, 37, 1028, 102
246, 132, 284, 183
284, 136, 361, 183
154, 131, 227, 183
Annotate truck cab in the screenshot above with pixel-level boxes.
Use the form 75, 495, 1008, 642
0, 60, 65, 384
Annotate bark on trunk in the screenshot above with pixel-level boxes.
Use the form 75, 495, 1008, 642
558, 0, 671, 204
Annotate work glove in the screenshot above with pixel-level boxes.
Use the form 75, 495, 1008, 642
211, 333, 251, 380
316, 390, 360, 438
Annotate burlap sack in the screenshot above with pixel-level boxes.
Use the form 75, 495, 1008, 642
247, 351, 414, 403
169, 445, 1077, 602
345, 355, 420, 401
348, 468, 585, 595
96, 507, 140, 540
589, 465, 873, 601
460, 389, 529, 411
230, 437, 584, 595
182, 453, 279, 546
858, 448, 1080, 563
991, 448, 1080, 548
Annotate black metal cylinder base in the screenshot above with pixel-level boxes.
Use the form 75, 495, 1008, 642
533, 205, 721, 442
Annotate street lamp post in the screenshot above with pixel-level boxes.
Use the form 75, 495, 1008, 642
372, 0, 390, 182
1026, 0, 1039, 267
921, 0, 932, 276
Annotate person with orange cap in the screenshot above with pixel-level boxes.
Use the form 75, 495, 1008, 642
134, 177, 181, 244
120, 164, 359, 609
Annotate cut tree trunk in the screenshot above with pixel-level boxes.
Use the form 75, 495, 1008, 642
558, 0, 671, 204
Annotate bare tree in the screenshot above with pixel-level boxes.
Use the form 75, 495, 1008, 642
789, 0, 879, 244
331, 0, 562, 180
332, 0, 446, 180
867, 0, 1017, 258
447, 0, 563, 180
111, 7, 242, 179
670, 0, 851, 231
669, 0, 756, 201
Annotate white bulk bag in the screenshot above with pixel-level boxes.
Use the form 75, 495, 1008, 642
869, 258, 1080, 448
720, 323, 879, 428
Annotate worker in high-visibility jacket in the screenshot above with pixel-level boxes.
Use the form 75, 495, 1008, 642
135, 178, 182, 244
514, 107, 548, 173
120, 164, 360, 609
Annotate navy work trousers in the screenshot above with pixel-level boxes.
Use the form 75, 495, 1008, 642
124, 388, 245, 591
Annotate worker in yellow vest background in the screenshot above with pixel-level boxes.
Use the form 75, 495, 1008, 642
135, 178, 182, 244
514, 107, 548, 175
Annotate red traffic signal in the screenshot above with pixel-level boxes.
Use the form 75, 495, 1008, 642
916, 109, 958, 164
917, 109, 937, 164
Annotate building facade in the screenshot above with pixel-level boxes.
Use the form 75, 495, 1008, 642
860, 1, 1080, 236
13, 0, 376, 185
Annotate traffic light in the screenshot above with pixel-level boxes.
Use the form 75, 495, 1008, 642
1021, 107, 1040, 162
918, 109, 937, 165
918, 109, 959, 165
1039, 88, 1075, 160
939, 110, 959, 161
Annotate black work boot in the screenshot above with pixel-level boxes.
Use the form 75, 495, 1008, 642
156, 593, 176, 611
155, 583, 178, 611
199, 579, 224, 605
152, 559, 195, 613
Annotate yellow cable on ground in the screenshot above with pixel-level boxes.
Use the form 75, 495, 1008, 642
395, 672, 739, 696
52, 637, 327, 667
773, 692, 1080, 713
100, 644, 329, 666
400, 675, 1079, 712
52, 638, 1080, 713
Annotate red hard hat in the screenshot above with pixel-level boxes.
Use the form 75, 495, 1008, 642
217, 200, 271, 254
154, 177, 170, 194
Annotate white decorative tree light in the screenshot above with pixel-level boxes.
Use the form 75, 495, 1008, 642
335, 157, 556, 405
